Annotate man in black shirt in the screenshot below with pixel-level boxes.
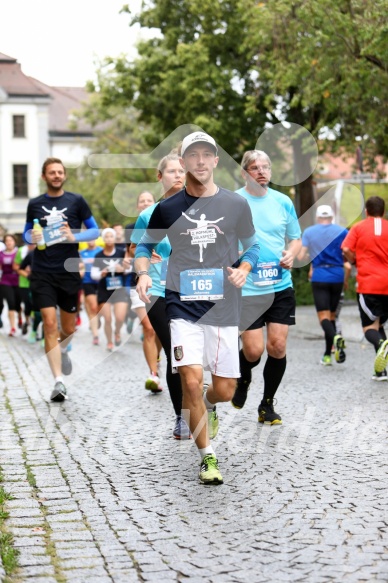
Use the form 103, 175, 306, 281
136, 132, 260, 484
24, 157, 99, 402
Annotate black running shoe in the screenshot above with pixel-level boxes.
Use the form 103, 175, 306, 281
22, 322, 28, 335
231, 378, 251, 409
50, 382, 67, 402
258, 398, 282, 425
61, 352, 72, 376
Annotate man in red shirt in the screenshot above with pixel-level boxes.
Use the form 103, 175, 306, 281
342, 196, 388, 380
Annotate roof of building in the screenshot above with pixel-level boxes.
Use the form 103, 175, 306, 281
0, 52, 50, 97
30, 78, 93, 135
0, 52, 93, 135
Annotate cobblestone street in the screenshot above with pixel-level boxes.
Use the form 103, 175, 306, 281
0, 304, 387, 582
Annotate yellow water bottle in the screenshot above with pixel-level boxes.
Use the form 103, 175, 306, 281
33, 219, 46, 250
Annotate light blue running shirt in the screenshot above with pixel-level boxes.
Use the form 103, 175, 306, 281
131, 202, 171, 298
236, 187, 301, 296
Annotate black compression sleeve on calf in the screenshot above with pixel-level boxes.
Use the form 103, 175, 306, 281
365, 328, 383, 352
239, 349, 261, 384
263, 355, 287, 401
379, 326, 387, 341
321, 318, 335, 356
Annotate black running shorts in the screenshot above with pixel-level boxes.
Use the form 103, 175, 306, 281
30, 272, 81, 313
357, 293, 388, 328
82, 282, 98, 297
240, 287, 296, 331
311, 281, 343, 313
97, 287, 127, 305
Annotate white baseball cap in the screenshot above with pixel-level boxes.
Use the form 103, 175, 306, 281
181, 132, 218, 156
316, 205, 334, 218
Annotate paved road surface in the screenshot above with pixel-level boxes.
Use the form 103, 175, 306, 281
0, 304, 387, 582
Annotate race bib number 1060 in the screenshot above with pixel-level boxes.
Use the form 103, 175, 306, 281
252, 261, 282, 286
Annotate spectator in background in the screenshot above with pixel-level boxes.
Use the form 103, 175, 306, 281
79, 239, 103, 345
0, 237, 5, 328
130, 150, 189, 437
126, 191, 163, 393
17, 247, 43, 345
24, 157, 99, 402
0, 234, 20, 336
113, 224, 126, 252
342, 196, 388, 381
232, 149, 301, 426
91, 228, 128, 351
298, 205, 349, 366
13, 242, 36, 335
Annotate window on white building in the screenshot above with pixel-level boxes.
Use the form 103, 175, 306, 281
13, 165, 28, 197
12, 115, 26, 138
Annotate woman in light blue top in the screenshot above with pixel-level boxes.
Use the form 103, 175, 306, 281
130, 151, 190, 439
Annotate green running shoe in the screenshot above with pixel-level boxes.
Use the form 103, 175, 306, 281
320, 355, 332, 366
334, 334, 346, 363
203, 383, 219, 438
374, 340, 388, 374
145, 374, 163, 393
28, 330, 37, 344
199, 454, 223, 485
372, 369, 388, 382
208, 408, 219, 439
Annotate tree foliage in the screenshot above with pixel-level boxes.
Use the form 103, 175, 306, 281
80, 0, 387, 216
67, 99, 156, 227
96, 0, 268, 159
240, 0, 387, 163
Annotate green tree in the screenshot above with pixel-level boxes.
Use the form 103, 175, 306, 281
240, 0, 388, 213
82, 0, 387, 216
96, 0, 267, 160
66, 102, 156, 227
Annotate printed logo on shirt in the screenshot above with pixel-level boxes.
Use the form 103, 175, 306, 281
180, 212, 225, 263
42, 205, 68, 225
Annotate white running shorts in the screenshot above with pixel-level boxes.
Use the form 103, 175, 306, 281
130, 288, 146, 310
170, 318, 240, 378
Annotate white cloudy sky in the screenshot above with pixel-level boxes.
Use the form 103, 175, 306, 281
0, 0, 150, 87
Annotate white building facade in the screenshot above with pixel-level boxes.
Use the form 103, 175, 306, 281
0, 53, 93, 234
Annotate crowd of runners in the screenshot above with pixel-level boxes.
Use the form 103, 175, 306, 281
0, 132, 387, 486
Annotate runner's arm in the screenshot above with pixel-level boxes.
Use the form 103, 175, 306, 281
22, 222, 33, 244
228, 234, 260, 288
343, 260, 352, 290
280, 238, 302, 270
297, 245, 309, 262
237, 234, 260, 271
342, 247, 355, 264
74, 216, 99, 242
64, 216, 99, 243
135, 203, 167, 265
